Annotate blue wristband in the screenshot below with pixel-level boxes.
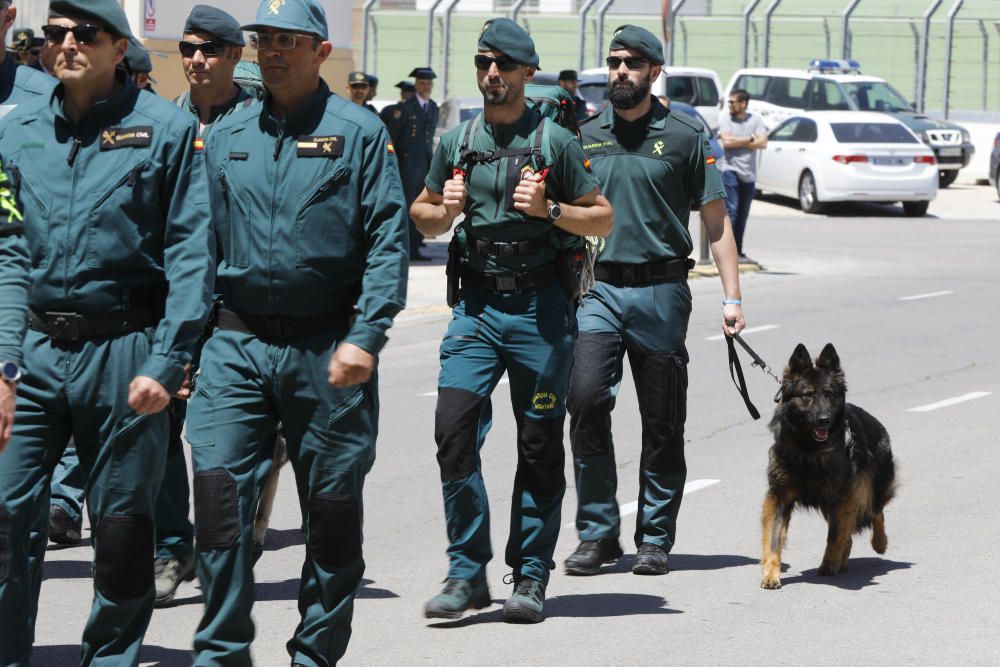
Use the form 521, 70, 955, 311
722, 299, 742, 306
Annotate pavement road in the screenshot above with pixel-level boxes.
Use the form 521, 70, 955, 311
32, 184, 1000, 666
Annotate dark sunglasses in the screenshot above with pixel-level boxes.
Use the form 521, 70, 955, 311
41, 24, 107, 45
606, 56, 649, 70
474, 54, 520, 72
178, 40, 226, 57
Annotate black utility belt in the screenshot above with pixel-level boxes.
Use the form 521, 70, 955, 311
594, 258, 695, 287
28, 307, 158, 341
215, 308, 346, 341
460, 263, 560, 294
471, 234, 550, 259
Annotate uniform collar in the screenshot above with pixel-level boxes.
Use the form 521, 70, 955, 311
482, 104, 535, 145
50, 70, 139, 130
261, 79, 330, 135
599, 96, 668, 130
186, 84, 251, 125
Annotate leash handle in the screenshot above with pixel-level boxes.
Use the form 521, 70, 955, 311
726, 335, 761, 420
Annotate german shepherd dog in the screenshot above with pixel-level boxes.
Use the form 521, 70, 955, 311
760, 343, 896, 589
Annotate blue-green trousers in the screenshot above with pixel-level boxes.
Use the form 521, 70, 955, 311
567, 279, 691, 551
434, 284, 574, 586
186, 328, 377, 667
0, 329, 168, 667
49, 398, 194, 562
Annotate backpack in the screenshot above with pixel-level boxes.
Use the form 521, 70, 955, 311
524, 83, 579, 136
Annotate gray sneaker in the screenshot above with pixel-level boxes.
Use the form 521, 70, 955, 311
154, 556, 195, 607
502, 576, 546, 624
423, 578, 491, 620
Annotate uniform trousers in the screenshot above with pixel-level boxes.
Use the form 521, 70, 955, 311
567, 278, 691, 551
0, 329, 168, 666
434, 283, 574, 586
186, 327, 376, 667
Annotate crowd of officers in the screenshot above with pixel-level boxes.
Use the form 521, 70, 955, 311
0, 0, 745, 664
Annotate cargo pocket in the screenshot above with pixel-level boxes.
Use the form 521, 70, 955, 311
107, 411, 159, 493
184, 381, 215, 447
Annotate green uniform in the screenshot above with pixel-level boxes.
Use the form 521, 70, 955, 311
427, 107, 597, 586
568, 98, 724, 551
185, 79, 407, 665
0, 76, 213, 666
0, 55, 54, 117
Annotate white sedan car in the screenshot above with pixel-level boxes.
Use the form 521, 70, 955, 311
754, 111, 938, 216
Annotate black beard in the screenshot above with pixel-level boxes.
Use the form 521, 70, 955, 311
608, 76, 651, 110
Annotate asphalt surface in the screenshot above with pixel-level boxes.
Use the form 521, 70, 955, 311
32, 183, 1000, 666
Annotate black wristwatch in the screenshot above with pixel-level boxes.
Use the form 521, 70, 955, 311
1, 360, 21, 384
547, 200, 562, 222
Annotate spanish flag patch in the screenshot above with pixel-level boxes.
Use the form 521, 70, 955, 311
706, 156, 716, 165
193, 138, 205, 152
387, 142, 395, 154
583, 158, 591, 170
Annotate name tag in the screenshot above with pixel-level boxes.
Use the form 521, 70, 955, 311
297, 135, 344, 158
101, 126, 153, 150
229, 152, 249, 161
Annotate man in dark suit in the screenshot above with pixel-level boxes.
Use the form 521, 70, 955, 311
558, 69, 590, 122
389, 66, 438, 261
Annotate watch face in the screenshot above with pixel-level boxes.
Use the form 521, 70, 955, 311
1, 361, 19, 382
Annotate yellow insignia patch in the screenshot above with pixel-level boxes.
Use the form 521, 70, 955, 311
532, 392, 558, 411
652, 140, 665, 156
267, 0, 286, 16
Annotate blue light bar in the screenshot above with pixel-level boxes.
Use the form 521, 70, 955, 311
807, 59, 862, 73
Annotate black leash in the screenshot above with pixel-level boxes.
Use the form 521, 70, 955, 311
724, 322, 781, 420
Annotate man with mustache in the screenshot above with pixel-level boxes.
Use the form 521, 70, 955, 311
564, 25, 746, 577
412, 18, 612, 624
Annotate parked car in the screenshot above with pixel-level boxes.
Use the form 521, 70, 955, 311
722, 60, 973, 187
989, 132, 1000, 201
580, 65, 723, 130
668, 101, 723, 162
755, 111, 937, 217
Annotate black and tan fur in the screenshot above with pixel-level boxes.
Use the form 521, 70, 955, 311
760, 343, 896, 589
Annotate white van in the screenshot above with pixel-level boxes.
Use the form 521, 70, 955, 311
580, 65, 723, 130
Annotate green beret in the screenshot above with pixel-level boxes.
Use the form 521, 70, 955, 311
608, 24, 664, 65
184, 5, 245, 46
477, 18, 538, 68
49, 0, 136, 42
124, 41, 152, 74
347, 70, 369, 86
242, 0, 327, 41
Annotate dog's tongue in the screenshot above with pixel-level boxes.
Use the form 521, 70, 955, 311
814, 427, 829, 442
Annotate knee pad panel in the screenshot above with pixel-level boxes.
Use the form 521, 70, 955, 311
94, 514, 154, 600
435, 388, 485, 481
516, 417, 566, 497
0, 505, 10, 582
194, 470, 240, 549
308, 493, 361, 570
632, 353, 688, 469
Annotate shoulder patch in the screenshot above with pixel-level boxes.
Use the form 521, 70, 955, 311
297, 135, 345, 158
101, 126, 154, 150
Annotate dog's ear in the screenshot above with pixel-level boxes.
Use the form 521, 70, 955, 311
816, 343, 841, 373
787, 343, 813, 375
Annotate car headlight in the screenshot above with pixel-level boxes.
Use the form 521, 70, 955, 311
961, 130, 971, 143
919, 131, 930, 144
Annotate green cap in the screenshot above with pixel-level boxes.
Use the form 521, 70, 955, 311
608, 24, 664, 65
477, 18, 538, 68
124, 41, 152, 74
184, 5, 245, 46
242, 0, 328, 41
49, 0, 136, 42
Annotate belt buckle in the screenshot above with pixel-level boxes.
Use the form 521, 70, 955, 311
494, 275, 518, 293
46, 312, 82, 341
494, 243, 515, 258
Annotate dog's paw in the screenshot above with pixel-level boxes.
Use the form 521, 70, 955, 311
818, 560, 838, 576
760, 575, 782, 589
871, 532, 888, 554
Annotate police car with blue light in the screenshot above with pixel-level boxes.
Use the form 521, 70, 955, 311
723, 59, 974, 188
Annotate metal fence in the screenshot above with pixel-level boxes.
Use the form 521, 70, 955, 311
357, 0, 1000, 119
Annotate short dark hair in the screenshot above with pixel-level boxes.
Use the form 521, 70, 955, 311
730, 89, 750, 104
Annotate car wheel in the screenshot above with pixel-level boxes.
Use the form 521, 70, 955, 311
938, 170, 958, 188
798, 170, 823, 214
902, 201, 929, 217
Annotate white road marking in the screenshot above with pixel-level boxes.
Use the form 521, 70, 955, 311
705, 324, 779, 341
564, 479, 720, 527
907, 391, 991, 412
900, 290, 953, 301
419, 376, 509, 397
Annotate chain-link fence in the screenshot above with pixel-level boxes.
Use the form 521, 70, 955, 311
356, 0, 1000, 120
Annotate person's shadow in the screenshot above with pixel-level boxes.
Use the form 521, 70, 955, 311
614, 553, 759, 572
428, 592, 680, 628
34, 644, 191, 666
774, 557, 912, 590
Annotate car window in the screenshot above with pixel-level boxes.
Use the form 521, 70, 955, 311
769, 118, 801, 141
697, 77, 719, 106
764, 77, 808, 108
790, 119, 818, 142
578, 83, 607, 106
666, 76, 697, 104
734, 74, 769, 98
839, 81, 912, 112
808, 80, 849, 111
830, 123, 919, 143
